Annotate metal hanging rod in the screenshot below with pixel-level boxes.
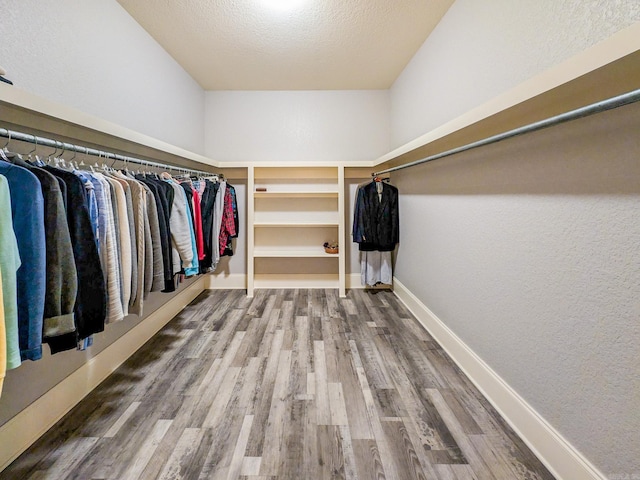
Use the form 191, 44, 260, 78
373, 88, 640, 176
0, 127, 215, 176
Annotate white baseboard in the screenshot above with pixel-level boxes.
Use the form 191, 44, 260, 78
204, 273, 371, 291
346, 273, 362, 289
0, 277, 206, 472
392, 277, 606, 480
205, 273, 246, 290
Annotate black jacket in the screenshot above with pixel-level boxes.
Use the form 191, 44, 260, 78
45, 167, 106, 352
356, 181, 399, 252
199, 180, 218, 271
136, 175, 175, 292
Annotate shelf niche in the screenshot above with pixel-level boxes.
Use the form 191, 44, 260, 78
248, 165, 345, 297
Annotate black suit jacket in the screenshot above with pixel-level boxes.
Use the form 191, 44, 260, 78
358, 181, 399, 252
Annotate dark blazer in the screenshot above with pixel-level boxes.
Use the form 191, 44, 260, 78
356, 181, 399, 252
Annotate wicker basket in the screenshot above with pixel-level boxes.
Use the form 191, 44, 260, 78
323, 242, 339, 254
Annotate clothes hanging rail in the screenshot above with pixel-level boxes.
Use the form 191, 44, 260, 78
0, 127, 215, 176
373, 88, 640, 176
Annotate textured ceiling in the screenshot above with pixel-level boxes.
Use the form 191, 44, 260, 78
116, 0, 454, 90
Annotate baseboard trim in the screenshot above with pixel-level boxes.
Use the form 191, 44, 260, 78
346, 273, 362, 289
0, 277, 206, 472
205, 273, 246, 290
392, 277, 606, 480
205, 273, 375, 291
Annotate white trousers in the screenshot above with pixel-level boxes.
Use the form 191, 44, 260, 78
360, 251, 393, 286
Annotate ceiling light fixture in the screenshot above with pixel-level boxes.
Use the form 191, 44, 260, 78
261, 0, 306, 10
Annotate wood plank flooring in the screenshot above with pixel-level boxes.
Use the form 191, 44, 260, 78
0, 289, 556, 479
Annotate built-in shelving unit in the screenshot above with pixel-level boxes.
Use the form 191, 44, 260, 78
247, 165, 346, 297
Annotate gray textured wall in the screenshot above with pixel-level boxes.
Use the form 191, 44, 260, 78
390, 0, 640, 148
392, 101, 640, 476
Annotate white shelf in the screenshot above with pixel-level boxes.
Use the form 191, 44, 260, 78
253, 211, 339, 225
0, 83, 228, 170
254, 191, 338, 198
254, 166, 339, 179
254, 222, 339, 228
253, 246, 339, 258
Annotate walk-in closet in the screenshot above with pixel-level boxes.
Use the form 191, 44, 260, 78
0, 1, 638, 479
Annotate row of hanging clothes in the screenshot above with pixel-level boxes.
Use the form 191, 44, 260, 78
0, 140, 238, 397
352, 176, 399, 287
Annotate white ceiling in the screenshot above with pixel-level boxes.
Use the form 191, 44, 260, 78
116, 0, 455, 91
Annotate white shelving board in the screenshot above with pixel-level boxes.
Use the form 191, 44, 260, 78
253, 245, 340, 258
253, 213, 339, 225
253, 191, 339, 198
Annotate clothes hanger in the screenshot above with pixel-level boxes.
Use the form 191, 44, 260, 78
60, 143, 77, 171
372, 175, 390, 183
48, 141, 64, 168
0, 131, 11, 161
65, 148, 80, 170
75, 147, 86, 169
99, 151, 110, 172
0, 132, 26, 162
90, 150, 101, 172
25, 135, 39, 163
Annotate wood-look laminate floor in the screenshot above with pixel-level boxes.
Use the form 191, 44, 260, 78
1, 289, 556, 480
